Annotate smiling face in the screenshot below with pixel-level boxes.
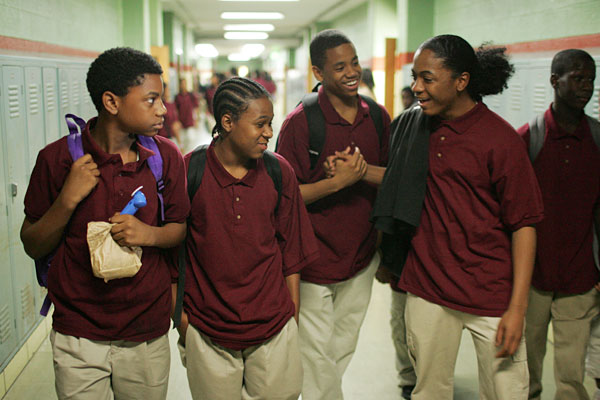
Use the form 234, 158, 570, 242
552, 58, 596, 112
221, 96, 274, 162
313, 43, 362, 101
411, 48, 471, 120
114, 73, 166, 136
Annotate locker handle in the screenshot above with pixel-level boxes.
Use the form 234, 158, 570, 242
10, 183, 17, 197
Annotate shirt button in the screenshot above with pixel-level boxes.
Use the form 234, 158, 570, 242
236, 197, 240, 202
437, 153, 442, 158
564, 159, 569, 164
236, 215, 241, 220
440, 136, 446, 141
565, 144, 570, 149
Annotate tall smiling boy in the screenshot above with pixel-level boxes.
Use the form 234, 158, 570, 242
277, 29, 391, 399
21, 47, 190, 400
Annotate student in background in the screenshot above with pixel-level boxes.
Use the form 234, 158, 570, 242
518, 49, 600, 400
358, 67, 376, 100
158, 82, 182, 146
277, 29, 390, 400
401, 86, 417, 110
177, 77, 319, 400
20, 47, 189, 400
374, 34, 543, 399
175, 78, 199, 131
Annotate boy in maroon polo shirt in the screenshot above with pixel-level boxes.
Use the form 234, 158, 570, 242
276, 29, 390, 400
20, 47, 189, 400
176, 77, 319, 400
175, 78, 198, 130
380, 35, 544, 399
158, 82, 182, 145
518, 49, 600, 400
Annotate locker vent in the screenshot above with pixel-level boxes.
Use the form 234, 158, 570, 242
8, 85, 20, 118
21, 283, 34, 324
72, 81, 80, 106
46, 82, 55, 112
510, 84, 522, 111
592, 86, 600, 120
0, 304, 11, 344
533, 84, 546, 113
60, 81, 69, 109
29, 84, 40, 115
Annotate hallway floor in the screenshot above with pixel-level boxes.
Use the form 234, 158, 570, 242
3, 116, 598, 399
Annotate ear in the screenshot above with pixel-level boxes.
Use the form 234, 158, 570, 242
312, 65, 324, 82
220, 113, 234, 134
455, 72, 471, 93
102, 91, 120, 115
550, 73, 559, 89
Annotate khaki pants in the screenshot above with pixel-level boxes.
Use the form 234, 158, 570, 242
298, 252, 379, 400
405, 294, 529, 400
51, 330, 170, 400
181, 318, 302, 400
390, 290, 416, 389
526, 287, 600, 400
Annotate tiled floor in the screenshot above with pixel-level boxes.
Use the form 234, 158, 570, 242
3, 117, 598, 399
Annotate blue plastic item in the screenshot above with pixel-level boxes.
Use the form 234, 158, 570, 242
121, 186, 147, 215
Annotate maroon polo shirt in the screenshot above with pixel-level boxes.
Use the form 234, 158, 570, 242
183, 144, 319, 350
24, 118, 190, 341
277, 86, 391, 284
175, 92, 196, 128
399, 103, 544, 317
517, 106, 600, 293
158, 101, 178, 139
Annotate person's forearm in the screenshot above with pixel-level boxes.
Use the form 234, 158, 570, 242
299, 179, 341, 205
148, 222, 187, 248
508, 225, 537, 313
20, 194, 78, 259
285, 273, 300, 321
362, 165, 386, 186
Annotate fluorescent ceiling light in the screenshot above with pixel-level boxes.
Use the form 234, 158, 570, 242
224, 32, 269, 40
228, 53, 251, 62
220, 0, 297, 2
175, 48, 183, 55
221, 12, 284, 20
242, 44, 265, 57
195, 44, 219, 58
224, 24, 275, 31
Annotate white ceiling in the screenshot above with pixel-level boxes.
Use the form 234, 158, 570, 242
161, 0, 366, 57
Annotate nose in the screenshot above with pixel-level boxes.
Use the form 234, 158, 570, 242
157, 98, 167, 116
411, 79, 422, 95
264, 124, 274, 139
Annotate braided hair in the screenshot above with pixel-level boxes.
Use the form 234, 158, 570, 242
212, 76, 270, 137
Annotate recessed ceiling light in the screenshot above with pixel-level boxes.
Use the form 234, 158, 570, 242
224, 32, 269, 40
242, 44, 265, 57
224, 24, 275, 32
228, 53, 251, 62
221, 12, 284, 20
195, 44, 219, 58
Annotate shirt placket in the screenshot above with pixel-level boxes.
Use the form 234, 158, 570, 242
232, 184, 244, 227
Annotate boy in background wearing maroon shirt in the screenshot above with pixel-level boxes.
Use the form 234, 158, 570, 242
20, 47, 190, 400
175, 78, 198, 131
176, 77, 319, 400
378, 35, 544, 399
157, 82, 182, 146
277, 29, 390, 400
518, 49, 600, 400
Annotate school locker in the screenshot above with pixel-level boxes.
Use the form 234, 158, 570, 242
529, 58, 554, 119
0, 107, 18, 368
1, 65, 37, 342
585, 55, 600, 120
43, 66, 60, 145
58, 67, 71, 136
24, 66, 45, 175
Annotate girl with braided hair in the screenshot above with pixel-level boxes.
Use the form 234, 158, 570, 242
177, 77, 319, 400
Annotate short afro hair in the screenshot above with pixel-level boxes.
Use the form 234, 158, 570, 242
86, 47, 163, 112
310, 29, 352, 70
551, 49, 595, 77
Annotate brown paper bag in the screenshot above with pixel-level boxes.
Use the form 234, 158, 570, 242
87, 221, 142, 283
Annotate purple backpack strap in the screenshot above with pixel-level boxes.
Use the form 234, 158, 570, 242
138, 135, 165, 222
65, 113, 86, 161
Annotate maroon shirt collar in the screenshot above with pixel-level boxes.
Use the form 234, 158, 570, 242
317, 85, 370, 126
545, 105, 589, 141
83, 117, 155, 168
207, 142, 258, 188
435, 102, 487, 135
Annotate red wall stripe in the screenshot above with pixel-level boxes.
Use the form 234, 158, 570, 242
0, 35, 98, 58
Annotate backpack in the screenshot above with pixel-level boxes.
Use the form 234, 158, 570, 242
276, 85, 385, 170
528, 113, 600, 161
35, 113, 165, 316
172, 144, 282, 327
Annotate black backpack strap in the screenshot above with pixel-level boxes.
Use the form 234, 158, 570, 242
360, 94, 384, 149
301, 92, 326, 170
173, 144, 208, 328
262, 150, 282, 214
528, 113, 546, 162
586, 115, 600, 150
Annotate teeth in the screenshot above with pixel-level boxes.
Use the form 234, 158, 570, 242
346, 80, 357, 85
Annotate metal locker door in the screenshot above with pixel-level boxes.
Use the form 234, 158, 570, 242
78, 67, 94, 120
43, 66, 60, 144
0, 95, 18, 368
504, 60, 531, 129
530, 58, 553, 119
1, 65, 36, 342
69, 67, 82, 117
584, 56, 600, 120
58, 67, 70, 136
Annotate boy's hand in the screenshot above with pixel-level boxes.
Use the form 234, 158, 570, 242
177, 311, 189, 345
109, 213, 154, 247
60, 154, 100, 210
495, 307, 525, 357
323, 146, 352, 178
330, 146, 367, 189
